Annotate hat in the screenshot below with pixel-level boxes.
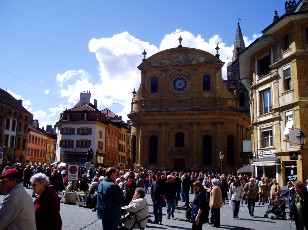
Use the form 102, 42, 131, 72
0, 169, 20, 179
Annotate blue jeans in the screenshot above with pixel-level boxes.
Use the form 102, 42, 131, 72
153, 202, 163, 222
232, 200, 240, 217
102, 220, 119, 230
166, 199, 176, 217
247, 199, 255, 216
176, 188, 181, 205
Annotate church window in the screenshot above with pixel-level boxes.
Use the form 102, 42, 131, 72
149, 135, 158, 164
227, 135, 234, 166
151, 77, 158, 93
202, 135, 212, 165
203, 75, 210, 91
239, 93, 245, 106
175, 132, 184, 147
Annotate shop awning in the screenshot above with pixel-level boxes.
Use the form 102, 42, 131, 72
237, 164, 254, 173
251, 157, 280, 166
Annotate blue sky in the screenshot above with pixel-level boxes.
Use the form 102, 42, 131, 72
0, 1, 286, 129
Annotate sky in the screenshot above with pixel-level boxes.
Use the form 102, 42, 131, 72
0, 1, 287, 129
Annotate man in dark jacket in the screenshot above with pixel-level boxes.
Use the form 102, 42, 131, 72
182, 173, 191, 208
97, 167, 124, 229
165, 175, 177, 219
151, 172, 165, 224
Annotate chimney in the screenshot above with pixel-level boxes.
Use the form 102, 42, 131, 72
273, 10, 280, 22
94, 99, 97, 108
18, 99, 23, 106
32, 119, 39, 129
79, 91, 91, 105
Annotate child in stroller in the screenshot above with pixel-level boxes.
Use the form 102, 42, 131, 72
264, 195, 286, 219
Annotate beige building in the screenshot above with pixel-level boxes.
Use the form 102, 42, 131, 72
239, 1, 308, 184
128, 43, 250, 171
0, 88, 32, 165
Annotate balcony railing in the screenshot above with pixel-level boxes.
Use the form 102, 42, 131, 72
259, 105, 272, 115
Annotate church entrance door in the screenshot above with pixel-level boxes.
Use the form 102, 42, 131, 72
174, 159, 185, 171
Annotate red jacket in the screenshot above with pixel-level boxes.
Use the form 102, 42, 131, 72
34, 185, 62, 230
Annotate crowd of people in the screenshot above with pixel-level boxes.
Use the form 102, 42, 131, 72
0, 162, 308, 230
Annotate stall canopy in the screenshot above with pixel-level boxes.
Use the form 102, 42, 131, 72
237, 164, 254, 173
251, 157, 280, 166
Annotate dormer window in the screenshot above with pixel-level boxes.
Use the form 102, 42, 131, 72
67, 113, 71, 120
83, 112, 88, 120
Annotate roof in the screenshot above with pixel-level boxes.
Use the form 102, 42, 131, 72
0, 88, 32, 114
68, 103, 98, 112
138, 46, 223, 70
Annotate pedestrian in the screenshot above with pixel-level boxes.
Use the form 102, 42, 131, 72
244, 178, 258, 217
288, 180, 308, 229
119, 187, 149, 230
164, 175, 177, 219
151, 172, 164, 224
258, 177, 267, 205
97, 167, 124, 229
229, 176, 244, 218
23, 165, 33, 188
182, 173, 191, 208
123, 174, 137, 206
30, 173, 62, 230
191, 181, 207, 230
270, 179, 281, 204
210, 178, 222, 227
0, 168, 36, 230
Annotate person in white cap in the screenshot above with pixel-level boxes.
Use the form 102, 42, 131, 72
0, 168, 36, 230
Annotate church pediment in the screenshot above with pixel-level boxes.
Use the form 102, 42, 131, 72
138, 47, 223, 69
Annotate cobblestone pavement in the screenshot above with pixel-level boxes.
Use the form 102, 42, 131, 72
1, 189, 296, 230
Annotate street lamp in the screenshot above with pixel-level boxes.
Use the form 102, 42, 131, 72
219, 151, 224, 175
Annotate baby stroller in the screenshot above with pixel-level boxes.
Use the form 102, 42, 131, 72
264, 197, 287, 219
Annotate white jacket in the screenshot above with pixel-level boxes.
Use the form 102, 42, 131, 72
229, 183, 244, 201
121, 197, 149, 229
0, 183, 36, 230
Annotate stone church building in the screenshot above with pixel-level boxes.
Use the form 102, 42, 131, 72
128, 38, 251, 172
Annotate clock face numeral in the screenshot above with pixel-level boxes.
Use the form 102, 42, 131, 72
173, 76, 188, 92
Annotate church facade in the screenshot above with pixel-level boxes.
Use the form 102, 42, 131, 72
128, 43, 251, 171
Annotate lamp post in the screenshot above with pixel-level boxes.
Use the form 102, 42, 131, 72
219, 151, 224, 175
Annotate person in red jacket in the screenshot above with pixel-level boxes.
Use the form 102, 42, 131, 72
30, 172, 62, 230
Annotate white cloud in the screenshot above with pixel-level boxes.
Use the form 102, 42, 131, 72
7, 90, 32, 113
44, 89, 50, 95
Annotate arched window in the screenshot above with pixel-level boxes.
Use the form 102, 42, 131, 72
239, 93, 245, 106
203, 75, 211, 91
203, 135, 212, 165
227, 135, 234, 166
149, 135, 158, 164
151, 77, 158, 93
175, 132, 184, 147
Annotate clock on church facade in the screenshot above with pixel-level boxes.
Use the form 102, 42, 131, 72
128, 45, 250, 171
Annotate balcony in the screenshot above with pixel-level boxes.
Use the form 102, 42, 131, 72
259, 106, 272, 115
